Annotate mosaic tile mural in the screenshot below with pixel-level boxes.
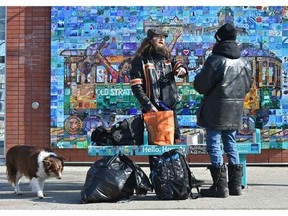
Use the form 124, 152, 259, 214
50, 6, 288, 149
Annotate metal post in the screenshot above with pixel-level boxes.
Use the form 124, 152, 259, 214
239, 154, 247, 188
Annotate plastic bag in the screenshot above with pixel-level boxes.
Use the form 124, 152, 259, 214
80, 154, 152, 203
143, 110, 175, 145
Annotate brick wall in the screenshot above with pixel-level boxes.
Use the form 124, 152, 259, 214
5, 6, 105, 162
5, 6, 288, 163
6, 7, 51, 150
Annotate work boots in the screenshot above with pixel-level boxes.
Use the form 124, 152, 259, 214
200, 164, 229, 198
228, 164, 243, 196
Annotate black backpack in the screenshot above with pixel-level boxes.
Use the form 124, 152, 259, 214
150, 149, 200, 200
90, 126, 114, 146
110, 114, 144, 145
91, 115, 144, 146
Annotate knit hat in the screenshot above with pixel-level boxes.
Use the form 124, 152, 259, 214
214, 23, 237, 42
147, 28, 168, 38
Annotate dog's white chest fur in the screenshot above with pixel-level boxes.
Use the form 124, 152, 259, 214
36, 151, 56, 179
28, 151, 57, 198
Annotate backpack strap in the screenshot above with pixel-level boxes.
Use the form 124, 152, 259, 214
177, 149, 201, 199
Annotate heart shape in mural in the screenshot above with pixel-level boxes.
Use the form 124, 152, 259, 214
183, 49, 189, 55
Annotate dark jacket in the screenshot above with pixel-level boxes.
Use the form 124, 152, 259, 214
130, 52, 186, 112
194, 41, 254, 130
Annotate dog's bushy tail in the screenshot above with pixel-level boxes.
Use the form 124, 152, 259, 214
6, 150, 17, 185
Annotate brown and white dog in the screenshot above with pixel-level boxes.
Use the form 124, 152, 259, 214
6, 145, 65, 199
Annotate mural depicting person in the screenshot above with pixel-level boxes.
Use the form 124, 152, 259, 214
94, 50, 132, 83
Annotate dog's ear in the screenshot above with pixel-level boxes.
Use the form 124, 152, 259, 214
49, 154, 65, 164
59, 156, 65, 161
57, 156, 65, 166
58, 156, 65, 162
43, 158, 51, 169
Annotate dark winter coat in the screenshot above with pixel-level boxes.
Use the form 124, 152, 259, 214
194, 41, 254, 130
130, 52, 186, 112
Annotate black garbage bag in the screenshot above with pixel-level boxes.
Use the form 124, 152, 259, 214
80, 154, 152, 203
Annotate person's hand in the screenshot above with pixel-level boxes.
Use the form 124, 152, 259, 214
173, 30, 181, 39
176, 67, 186, 77
148, 106, 158, 112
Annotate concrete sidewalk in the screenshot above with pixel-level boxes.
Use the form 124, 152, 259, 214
0, 162, 288, 210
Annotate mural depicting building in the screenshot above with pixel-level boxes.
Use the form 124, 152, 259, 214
51, 6, 288, 149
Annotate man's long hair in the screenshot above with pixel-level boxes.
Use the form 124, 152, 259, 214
134, 37, 170, 59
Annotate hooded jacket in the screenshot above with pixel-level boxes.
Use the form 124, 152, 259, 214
194, 41, 254, 130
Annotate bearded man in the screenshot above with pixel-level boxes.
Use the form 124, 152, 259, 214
130, 28, 187, 169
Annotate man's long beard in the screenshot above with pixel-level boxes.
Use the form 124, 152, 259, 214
154, 45, 168, 56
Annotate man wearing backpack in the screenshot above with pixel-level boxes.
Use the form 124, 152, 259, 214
194, 23, 254, 198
